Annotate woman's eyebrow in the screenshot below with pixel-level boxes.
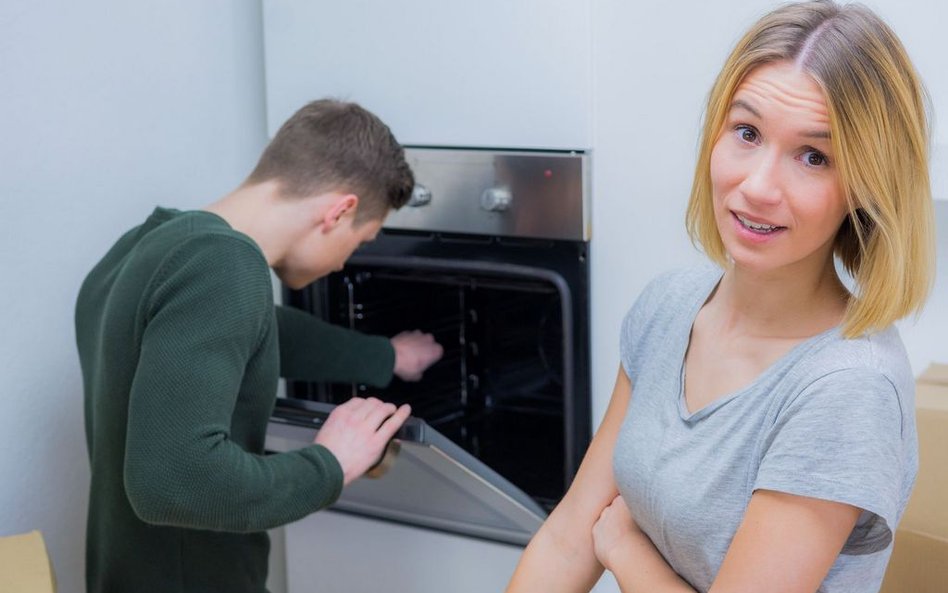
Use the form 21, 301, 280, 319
730, 99, 761, 118
730, 98, 831, 139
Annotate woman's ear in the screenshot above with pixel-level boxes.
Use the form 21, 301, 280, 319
321, 194, 360, 231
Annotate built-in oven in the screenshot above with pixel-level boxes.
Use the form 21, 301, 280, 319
266, 147, 591, 546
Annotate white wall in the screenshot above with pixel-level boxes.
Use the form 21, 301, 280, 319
262, 0, 593, 150
0, 1, 268, 591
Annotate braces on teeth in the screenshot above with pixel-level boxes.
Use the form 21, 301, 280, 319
738, 214, 779, 232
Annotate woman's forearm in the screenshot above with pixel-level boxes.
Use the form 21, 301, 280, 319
507, 368, 634, 592
593, 495, 697, 593
606, 535, 697, 593
507, 519, 605, 592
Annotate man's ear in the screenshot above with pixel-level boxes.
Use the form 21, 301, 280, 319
320, 194, 359, 231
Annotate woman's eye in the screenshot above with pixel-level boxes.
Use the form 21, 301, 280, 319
802, 150, 828, 167
736, 125, 758, 144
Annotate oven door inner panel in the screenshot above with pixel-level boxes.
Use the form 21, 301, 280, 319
299, 256, 575, 510
266, 400, 546, 546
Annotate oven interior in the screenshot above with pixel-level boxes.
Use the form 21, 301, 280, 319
290, 262, 571, 509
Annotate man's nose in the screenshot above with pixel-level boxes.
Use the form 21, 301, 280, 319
738, 150, 782, 206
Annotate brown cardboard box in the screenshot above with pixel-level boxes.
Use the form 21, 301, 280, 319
0, 531, 57, 593
879, 364, 948, 593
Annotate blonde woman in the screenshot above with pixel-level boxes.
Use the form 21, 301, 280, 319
506, 1, 934, 592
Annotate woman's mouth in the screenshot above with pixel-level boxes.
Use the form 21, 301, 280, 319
733, 212, 785, 234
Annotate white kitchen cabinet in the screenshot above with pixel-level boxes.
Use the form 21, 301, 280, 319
262, 0, 591, 149
284, 511, 522, 593
283, 511, 618, 592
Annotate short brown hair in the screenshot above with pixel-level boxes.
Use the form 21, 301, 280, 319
685, 0, 934, 337
246, 99, 414, 222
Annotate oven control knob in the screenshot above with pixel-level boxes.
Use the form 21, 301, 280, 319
480, 186, 512, 212
408, 184, 432, 207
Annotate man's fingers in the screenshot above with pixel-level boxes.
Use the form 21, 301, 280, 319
363, 400, 398, 429
359, 396, 383, 414
375, 404, 411, 442
339, 396, 366, 415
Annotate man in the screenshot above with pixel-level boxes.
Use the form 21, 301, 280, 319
75, 99, 443, 592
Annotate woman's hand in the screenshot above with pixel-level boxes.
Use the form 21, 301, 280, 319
593, 495, 698, 592
592, 494, 643, 571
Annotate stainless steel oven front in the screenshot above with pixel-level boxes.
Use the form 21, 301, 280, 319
266, 147, 591, 546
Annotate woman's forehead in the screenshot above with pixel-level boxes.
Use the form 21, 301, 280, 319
730, 62, 830, 128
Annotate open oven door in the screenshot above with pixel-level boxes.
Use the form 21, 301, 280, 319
266, 399, 547, 546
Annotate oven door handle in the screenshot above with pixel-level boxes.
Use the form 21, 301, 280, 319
267, 399, 547, 546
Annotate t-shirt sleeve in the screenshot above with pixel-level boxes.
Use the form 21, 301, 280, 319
124, 235, 343, 533
753, 368, 905, 554
619, 270, 682, 384
276, 305, 395, 387
619, 298, 647, 383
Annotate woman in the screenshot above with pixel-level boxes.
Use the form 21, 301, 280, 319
506, 2, 934, 592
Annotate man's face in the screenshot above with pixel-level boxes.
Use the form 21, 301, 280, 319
277, 214, 384, 289
326, 215, 384, 273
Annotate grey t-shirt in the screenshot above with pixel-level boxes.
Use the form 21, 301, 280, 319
613, 266, 918, 593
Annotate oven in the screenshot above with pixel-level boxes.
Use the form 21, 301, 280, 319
266, 147, 591, 546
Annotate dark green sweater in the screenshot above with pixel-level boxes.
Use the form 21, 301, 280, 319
75, 207, 394, 593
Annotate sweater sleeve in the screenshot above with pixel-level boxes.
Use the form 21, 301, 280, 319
276, 304, 395, 388
123, 235, 343, 533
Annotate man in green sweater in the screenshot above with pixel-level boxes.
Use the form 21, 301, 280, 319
74, 99, 443, 593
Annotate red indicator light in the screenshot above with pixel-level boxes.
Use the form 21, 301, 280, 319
544, 169, 553, 178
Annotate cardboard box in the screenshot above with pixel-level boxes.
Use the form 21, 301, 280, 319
880, 364, 948, 593
0, 531, 57, 593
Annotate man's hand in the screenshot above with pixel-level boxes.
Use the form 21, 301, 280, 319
391, 330, 443, 381
314, 397, 411, 486
592, 494, 645, 572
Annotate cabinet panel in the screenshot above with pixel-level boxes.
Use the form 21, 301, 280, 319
263, 0, 591, 149
284, 512, 522, 593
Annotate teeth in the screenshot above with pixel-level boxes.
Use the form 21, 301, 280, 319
737, 214, 779, 232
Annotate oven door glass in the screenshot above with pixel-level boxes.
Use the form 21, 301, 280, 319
266, 399, 546, 546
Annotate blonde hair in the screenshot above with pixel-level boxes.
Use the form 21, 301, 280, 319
685, 0, 935, 338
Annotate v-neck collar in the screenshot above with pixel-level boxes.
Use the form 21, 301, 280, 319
675, 271, 840, 423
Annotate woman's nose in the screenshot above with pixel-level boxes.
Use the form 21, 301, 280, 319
738, 151, 782, 206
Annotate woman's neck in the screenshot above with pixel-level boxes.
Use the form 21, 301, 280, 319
713, 258, 850, 340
